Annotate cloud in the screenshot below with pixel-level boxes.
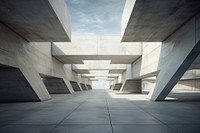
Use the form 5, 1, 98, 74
66, 0, 125, 36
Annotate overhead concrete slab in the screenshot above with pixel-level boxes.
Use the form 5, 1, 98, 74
113, 83, 123, 90
121, 0, 200, 42
52, 36, 141, 64
70, 81, 82, 91
72, 64, 126, 73
120, 80, 141, 93
0, 64, 41, 102
40, 74, 70, 94
80, 83, 88, 91
0, 0, 71, 42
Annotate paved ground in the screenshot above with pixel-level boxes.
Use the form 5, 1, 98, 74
0, 90, 200, 133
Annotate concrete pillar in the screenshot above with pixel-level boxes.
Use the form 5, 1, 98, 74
148, 17, 200, 101
70, 81, 82, 91
120, 80, 142, 93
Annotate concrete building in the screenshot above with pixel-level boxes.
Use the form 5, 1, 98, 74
0, 0, 200, 132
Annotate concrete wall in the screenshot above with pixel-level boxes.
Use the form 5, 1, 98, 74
0, 22, 81, 101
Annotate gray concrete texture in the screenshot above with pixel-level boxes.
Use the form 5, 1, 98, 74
0, 0, 71, 42
121, 0, 200, 42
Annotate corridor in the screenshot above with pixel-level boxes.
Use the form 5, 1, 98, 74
0, 90, 200, 133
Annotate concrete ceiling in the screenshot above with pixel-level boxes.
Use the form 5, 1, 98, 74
0, 0, 71, 42
121, 0, 200, 42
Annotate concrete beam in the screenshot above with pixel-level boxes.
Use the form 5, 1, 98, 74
52, 36, 141, 64
0, 0, 71, 42
121, 0, 200, 42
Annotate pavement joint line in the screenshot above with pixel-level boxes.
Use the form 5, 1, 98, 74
49, 98, 89, 133
105, 94, 114, 133
128, 100, 178, 133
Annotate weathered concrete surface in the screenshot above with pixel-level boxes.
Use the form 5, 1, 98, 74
121, 0, 200, 42
0, 65, 40, 102
70, 81, 82, 91
113, 83, 123, 90
120, 80, 141, 93
0, 0, 71, 42
80, 83, 88, 91
42, 77, 70, 94
52, 36, 141, 64
148, 16, 200, 101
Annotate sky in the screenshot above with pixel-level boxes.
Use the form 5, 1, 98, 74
92, 80, 110, 89
65, 0, 125, 36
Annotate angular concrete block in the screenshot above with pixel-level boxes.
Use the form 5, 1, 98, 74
42, 77, 70, 94
80, 83, 88, 91
70, 81, 82, 91
120, 80, 141, 93
113, 83, 123, 90
86, 84, 92, 90
0, 65, 41, 102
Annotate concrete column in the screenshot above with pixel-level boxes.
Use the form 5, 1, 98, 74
120, 80, 141, 93
148, 17, 200, 101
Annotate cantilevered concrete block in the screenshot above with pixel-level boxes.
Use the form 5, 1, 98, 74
121, 0, 200, 42
148, 17, 200, 101
0, 0, 71, 42
70, 81, 82, 91
120, 80, 141, 93
0, 65, 41, 102
80, 83, 88, 91
42, 77, 70, 94
113, 83, 123, 90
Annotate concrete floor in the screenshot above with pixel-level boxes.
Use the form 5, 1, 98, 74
0, 90, 200, 133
